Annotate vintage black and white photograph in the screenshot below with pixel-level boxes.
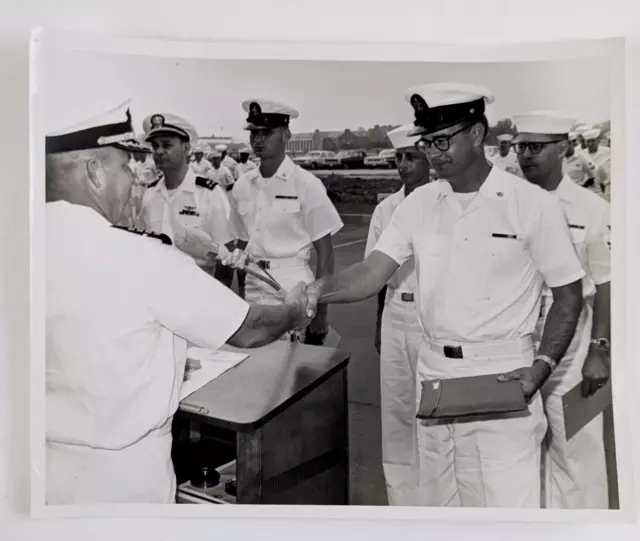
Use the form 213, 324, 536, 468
31, 35, 623, 516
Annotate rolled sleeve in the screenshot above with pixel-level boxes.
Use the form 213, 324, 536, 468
302, 178, 343, 241
530, 192, 585, 288
373, 197, 414, 267
364, 205, 383, 259
587, 201, 611, 285
149, 248, 249, 349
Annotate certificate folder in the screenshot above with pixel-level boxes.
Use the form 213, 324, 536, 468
417, 373, 528, 422
563, 379, 612, 441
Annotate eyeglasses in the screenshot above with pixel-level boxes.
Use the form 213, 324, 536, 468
513, 140, 565, 155
415, 124, 471, 153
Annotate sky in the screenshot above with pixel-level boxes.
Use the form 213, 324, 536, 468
43, 49, 610, 144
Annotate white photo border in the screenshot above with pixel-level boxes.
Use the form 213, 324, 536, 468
29, 29, 636, 524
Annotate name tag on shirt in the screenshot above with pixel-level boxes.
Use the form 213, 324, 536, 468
275, 195, 298, 200
179, 205, 200, 217
569, 224, 586, 230
491, 233, 518, 239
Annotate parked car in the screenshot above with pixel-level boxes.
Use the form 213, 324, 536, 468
364, 148, 396, 169
292, 150, 340, 169
336, 149, 367, 169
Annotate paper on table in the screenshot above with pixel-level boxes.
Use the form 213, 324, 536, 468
562, 379, 612, 441
179, 348, 249, 401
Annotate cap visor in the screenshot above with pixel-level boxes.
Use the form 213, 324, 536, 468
243, 122, 270, 131
408, 125, 428, 137
145, 127, 190, 141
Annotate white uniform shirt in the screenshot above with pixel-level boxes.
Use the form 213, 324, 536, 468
365, 186, 417, 293
237, 160, 259, 177
231, 156, 344, 259
491, 152, 524, 178
547, 176, 611, 299
137, 168, 236, 247
595, 157, 611, 199
586, 147, 611, 169
223, 156, 240, 180
375, 167, 585, 343
563, 152, 596, 185
46, 201, 249, 450
207, 164, 235, 190
190, 158, 213, 177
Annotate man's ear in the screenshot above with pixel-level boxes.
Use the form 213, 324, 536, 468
86, 158, 106, 190
557, 140, 569, 159
470, 122, 485, 146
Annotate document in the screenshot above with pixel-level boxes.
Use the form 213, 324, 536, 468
562, 379, 612, 441
179, 347, 249, 401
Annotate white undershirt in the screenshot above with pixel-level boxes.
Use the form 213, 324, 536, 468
453, 191, 478, 211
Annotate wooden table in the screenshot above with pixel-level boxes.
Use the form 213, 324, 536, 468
173, 341, 350, 505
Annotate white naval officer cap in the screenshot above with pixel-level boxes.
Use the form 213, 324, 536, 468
142, 112, 198, 143
404, 83, 495, 137
584, 128, 602, 140
46, 100, 150, 154
386, 124, 421, 150
241, 98, 300, 130
511, 110, 576, 136
496, 133, 514, 143
573, 123, 591, 135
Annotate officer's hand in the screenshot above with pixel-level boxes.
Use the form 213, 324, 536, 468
497, 360, 551, 402
304, 281, 321, 321
581, 346, 610, 397
285, 282, 315, 331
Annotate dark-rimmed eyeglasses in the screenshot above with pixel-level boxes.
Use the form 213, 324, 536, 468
513, 140, 565, 155
415, 124, 471, 153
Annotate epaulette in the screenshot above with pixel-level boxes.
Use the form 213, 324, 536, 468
112, 225, 173, 245
195, 176, 218, 190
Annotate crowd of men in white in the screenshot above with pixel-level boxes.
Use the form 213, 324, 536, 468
45, 83, 612, 510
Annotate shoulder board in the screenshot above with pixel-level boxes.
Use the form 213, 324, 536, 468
112, 225, 173, 245
195, 176, 218, 190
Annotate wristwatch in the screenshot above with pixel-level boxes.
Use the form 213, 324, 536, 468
534, 354, 558, 373
590, 337, 610, 352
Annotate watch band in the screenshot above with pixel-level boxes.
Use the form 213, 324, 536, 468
535, 354, 558, 372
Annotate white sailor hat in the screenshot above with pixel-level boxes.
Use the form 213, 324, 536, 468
404, 83, 495, 136
386, 124, 420, 150
209, 150, 222, 158
142, 112, 198, 143
512, 110, 576, 136
46, 100, 150, 154
568, 132, 578, 141
584, 128, 602, 140
241, 98, 300, 130
496, 133, 514, 143
193, 143, 207, 153
238, 146, 252, 154
214, 144, 228, 152
573, 123, 591, 135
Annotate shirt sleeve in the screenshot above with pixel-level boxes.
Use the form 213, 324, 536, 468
586, 199, 611, 285
364, 204, 383, 259
529, 191, 586, 288
202, 187, 237, 246
301, 176, 344, 241
374, 196, 415, 267
147, 246, 250, 349
229, 187, 250, 242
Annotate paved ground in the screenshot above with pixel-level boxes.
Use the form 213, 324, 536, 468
314, 168, 399, 179
310, 223, 388, 506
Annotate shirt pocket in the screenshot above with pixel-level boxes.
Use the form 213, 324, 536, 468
273, 198, 301, 214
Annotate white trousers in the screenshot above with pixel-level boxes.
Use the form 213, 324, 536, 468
47, 417, 176, 504
413, 339, 547, 508
537, 303, 609, 509
379, 292, 422, 506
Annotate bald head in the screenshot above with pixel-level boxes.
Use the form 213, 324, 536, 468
46, 146, 135, 225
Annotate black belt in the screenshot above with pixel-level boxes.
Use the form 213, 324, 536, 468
257, 260, 271, 270
443, 345, 464, 359
401, 292, 414, 302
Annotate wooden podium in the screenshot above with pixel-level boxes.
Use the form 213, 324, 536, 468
173, 341, 350, 505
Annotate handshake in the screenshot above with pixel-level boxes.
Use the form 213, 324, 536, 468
284, 281, 323, 331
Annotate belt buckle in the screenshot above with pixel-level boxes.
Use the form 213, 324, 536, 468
400, 292, 414, 302
257, 260, 271, 270
443, 345, 463, 359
